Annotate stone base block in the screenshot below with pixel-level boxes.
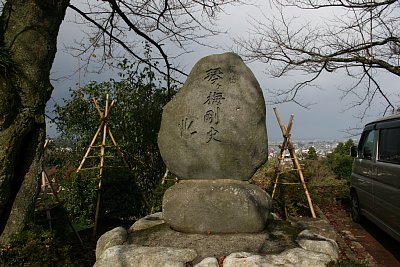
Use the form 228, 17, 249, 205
162, 179, 272, 233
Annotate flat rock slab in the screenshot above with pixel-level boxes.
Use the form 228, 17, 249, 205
129, 212, 164, 232
158, 52, 268, 180
128, 221, 300, 263
223, 248, 334, 267
94, 245, 197, 267
95, 226, 127, 260
163, 180, 272, 233
94, 215, 339, 266
288, 216, 337, 240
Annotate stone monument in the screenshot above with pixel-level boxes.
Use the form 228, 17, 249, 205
158, 52, 271, 233
94, 53, 340, 267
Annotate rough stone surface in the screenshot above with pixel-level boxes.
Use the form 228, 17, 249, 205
129, 212, 164, 232
93, 215, 339, 266
158, 52, 268, 181
95, 226, 127, 260
296, 229, 339, 260
193, 257, 219, 267
223, 252, 268, 267
288, 216, 337, 240
163, 180, 272, 233
277, 248, 334, 266
128, 220, 299, 262
223, 248, 333, 267
94, 245, 197, 267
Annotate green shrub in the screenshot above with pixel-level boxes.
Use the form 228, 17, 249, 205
58, 166, 155, 226
302, 158, 336, 182
327, 259, 371, 267
59, 171, 97, 226
0, 224, 72, 266
251, 158, 277, 189
100, 167, 148, 220
52, 58, 175, 223
324, 139, 355, 180
269, 171, 315, 218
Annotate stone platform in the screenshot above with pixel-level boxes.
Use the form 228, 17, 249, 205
94, 213, 340, 267
163, 180, 272, 233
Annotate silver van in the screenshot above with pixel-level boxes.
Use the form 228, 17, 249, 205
350, 114, 400, 242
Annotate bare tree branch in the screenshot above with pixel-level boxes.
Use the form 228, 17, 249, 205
273, 0, 398, 9
236, 0, 400, 114
64, 0, 243, 97
69, 4, 184, 85
106, 0, 173, 97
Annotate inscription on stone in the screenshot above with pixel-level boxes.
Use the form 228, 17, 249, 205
204, 67, 223, 87
178, 118, 197, 138
203, 69, 226, 143
158, 52, 268, 180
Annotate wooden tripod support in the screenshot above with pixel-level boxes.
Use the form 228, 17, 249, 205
41, 140, 84, 247
76, 94, 130, 237
272, 108, 316, 218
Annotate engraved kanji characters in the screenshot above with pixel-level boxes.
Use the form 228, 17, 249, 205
204, 67, 223, 88
178, 67, 228, 143
204, 107, 220, 124
203, 67, 225, 143
206, 127, 220, 143
204, 92, 225, 105
179, 118, 197, 137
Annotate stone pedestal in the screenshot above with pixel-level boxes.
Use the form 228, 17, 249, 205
163, 180, 272, 233
94, 215, 340, 267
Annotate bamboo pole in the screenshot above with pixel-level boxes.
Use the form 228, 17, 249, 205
76, 97, 116, 172
287, 138, 316, 218
41, 139, 52, 229
76, 94, 144, 235
76, 122, 104, 173
161, 168, 170, 185
108, 127, 152, 211
272, 108, 294, 199
93, 98, 103, 118
93, 95, 109, 237
42, 169, 84, 248
93, 97, 116, 118
41, 171, 52, 230
272, 108, 316, 218
107, 128, 130, 169
272, 148, 285, 199
42, 139, 84, 247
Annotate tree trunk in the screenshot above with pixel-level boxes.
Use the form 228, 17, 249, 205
0, 0, 69, 244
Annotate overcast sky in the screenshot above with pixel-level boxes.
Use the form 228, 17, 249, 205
48, 2, 398, 142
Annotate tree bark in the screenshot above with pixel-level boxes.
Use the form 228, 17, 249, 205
0, 0, 69, 244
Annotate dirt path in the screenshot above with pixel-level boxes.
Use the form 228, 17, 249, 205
318, 201, 400, 267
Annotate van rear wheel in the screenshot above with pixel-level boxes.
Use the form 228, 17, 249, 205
351, 191, 362, 223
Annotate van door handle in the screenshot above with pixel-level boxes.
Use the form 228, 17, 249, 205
357, 177, 370, 185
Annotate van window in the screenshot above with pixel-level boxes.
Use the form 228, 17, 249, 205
378, 127, 400, 164
359, 130, 375, 160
